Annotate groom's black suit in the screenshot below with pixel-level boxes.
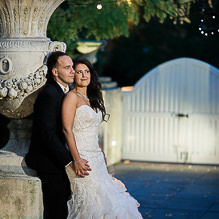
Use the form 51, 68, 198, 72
25, 79, 72, 219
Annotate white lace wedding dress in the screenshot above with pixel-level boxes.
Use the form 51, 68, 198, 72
66, 105, 143, 219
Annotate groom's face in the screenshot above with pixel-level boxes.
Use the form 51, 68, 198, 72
52, 55, 75, 86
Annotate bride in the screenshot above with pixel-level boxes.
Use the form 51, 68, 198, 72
62, 57, 142, 219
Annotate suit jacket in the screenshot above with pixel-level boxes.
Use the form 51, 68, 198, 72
25, 79, 72, 174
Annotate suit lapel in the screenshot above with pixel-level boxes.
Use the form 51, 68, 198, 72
50, 79, 65, 98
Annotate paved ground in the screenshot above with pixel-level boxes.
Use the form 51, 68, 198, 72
113, 161, 219, 219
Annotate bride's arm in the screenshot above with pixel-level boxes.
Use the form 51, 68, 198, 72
62, 92, 91, 177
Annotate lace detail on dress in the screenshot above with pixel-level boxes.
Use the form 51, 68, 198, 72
66, 105, 143, 219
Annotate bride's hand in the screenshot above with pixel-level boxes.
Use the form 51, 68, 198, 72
74, 158, 91, 177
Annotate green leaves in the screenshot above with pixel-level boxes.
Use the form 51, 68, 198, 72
48, 0, 138, 40
47, 0, 194, 57
142, 0, 183, 23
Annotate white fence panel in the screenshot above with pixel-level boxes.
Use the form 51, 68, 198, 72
122, 58, 219, 164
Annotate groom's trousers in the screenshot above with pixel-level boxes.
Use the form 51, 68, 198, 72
39, 172, 71, 219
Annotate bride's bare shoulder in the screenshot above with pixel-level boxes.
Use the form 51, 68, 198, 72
64, 90, 78, 103
66, 90, 77, 97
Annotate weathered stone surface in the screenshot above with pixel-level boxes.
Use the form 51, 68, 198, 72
0, 175, 43, 218
0, 0, 64, 38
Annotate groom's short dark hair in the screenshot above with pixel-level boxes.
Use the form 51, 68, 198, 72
46, 51, 69, 82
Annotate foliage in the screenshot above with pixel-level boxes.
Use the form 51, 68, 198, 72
48, 0, 138, 56
95, 2, 219, 87
47, 0, 195, 57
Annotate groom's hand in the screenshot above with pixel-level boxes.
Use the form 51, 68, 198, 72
71, 158, 91, 177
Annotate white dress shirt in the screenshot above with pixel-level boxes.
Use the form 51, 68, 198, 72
56, 81, 69, 94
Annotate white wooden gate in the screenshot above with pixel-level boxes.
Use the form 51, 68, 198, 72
122, 58, 219, 164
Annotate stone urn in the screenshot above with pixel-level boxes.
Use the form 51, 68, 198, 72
76, 40, 104, 64
0, 0, 66, 119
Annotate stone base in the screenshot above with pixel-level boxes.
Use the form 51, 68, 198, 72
0, 116, 44, 218
0, 151, 43, 218
0, 174, 43, 218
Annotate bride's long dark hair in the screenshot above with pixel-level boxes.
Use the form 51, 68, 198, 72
73, 57, 109, 121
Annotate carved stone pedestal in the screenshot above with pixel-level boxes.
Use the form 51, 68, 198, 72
0, 0, 65, 217
0, 119, 43, 218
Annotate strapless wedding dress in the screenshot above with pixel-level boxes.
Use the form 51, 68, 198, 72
66, 105, 143, 219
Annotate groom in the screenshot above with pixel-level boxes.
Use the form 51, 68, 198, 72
25, 51, 90, 218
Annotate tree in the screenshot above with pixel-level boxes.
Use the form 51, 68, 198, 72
95, 1, 219, 86
47, 0, 195, 57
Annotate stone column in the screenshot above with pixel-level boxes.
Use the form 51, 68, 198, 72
0, 0, 66, 217
98, 77, 122, 166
